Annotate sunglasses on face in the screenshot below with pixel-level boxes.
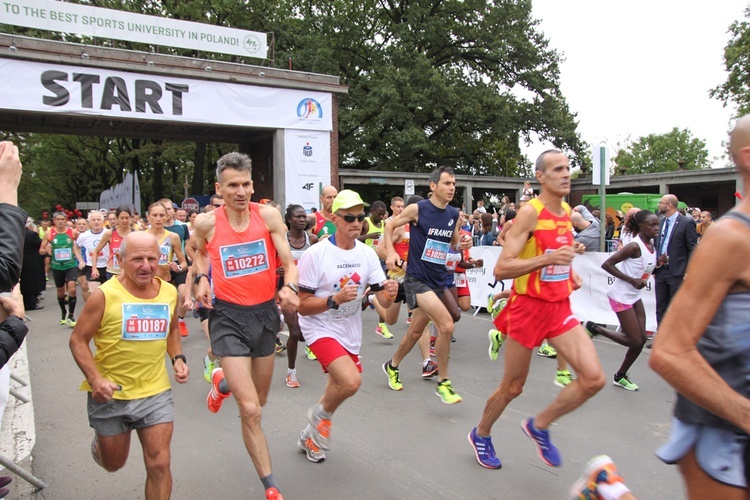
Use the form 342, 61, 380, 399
338, 213, 366, 223
212, 204, 223, 208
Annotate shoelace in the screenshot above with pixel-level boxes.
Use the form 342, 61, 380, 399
305, 437, 321, 453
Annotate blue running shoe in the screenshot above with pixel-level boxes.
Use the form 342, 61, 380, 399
521, 417, 561, 467
468, 427, 501, 469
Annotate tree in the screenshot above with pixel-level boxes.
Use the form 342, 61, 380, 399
612, 128, 710, 175
711, 5, 750, 115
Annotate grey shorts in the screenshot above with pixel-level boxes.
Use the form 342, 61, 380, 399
209, 298, 279, 358
656, 417, 748, 488
87, 390, 174, 437
404, 275, 445, 310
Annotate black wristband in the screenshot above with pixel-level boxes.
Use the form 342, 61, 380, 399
171, 354, 186, 366
193, 273, 209, 286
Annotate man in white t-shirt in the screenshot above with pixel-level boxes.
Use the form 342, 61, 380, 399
77, 211, 110, 301
296, 190, 398, 463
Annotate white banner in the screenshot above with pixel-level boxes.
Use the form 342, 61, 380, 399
99, 171, 141, 214
467, 246, 657, 331
2, 0, 267, 58
0, 59, 333, 132
284, 129, 331, 212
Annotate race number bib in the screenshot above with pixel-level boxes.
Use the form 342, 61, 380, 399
122, 303, 170, 340
220, 239, 269, 278
112, 248, 121, 270
445, 252, 461, 271
421, 238, 449, 265
540, 249, 570, 282
54, 248, 72, 261
158, 242, 171, 265
454, 273, 467, 287
329, 298, 360, 321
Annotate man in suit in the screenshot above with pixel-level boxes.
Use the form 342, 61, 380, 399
653, 194, 698, 339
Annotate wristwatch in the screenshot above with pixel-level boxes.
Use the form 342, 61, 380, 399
193, 273, 209, 286
327, 295, 339, 310
286, 283, 299, 295
171, 354, 187, 366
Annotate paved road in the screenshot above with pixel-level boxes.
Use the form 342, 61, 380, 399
19, 286, 684, 499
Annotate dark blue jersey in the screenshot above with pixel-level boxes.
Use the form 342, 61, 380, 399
407, 199, 459, 289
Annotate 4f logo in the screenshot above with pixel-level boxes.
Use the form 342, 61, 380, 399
302, 183, 314, 190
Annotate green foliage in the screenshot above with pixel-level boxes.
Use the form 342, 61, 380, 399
612, 128, 710, 175
711, 5, 750, 115
2, 0, 587, 212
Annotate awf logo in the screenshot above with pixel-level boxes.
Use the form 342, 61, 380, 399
303, 142, 313, 157
302, 183, 314, 190
297, 98, 323, 120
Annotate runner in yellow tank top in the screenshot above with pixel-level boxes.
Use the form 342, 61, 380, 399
145, 202, 187, 283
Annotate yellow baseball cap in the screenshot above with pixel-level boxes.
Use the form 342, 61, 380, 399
332, 189, 369, 213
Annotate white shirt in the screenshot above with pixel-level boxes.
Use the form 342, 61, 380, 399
298, 238, 386, 354
77, 229, 109, 267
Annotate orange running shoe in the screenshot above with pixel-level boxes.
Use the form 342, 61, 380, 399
265, 487, 283, 500
179, 321, 189, 337
207, 368, 231, 413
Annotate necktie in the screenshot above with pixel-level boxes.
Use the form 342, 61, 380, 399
660, 218, 670, 256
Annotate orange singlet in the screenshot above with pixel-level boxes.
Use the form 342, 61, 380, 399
512, 198, 574, 302
207, 204, 278, 307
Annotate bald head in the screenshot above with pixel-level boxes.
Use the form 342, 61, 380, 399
119, 231, 159, 260
571, 212, 590, 231
320, 185, 338, 213
730, 115, 750, 162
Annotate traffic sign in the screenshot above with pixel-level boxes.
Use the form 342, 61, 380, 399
182, 197, 199, 211
405, 179, 415, 196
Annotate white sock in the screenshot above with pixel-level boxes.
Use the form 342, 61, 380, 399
597, 481, 631, 500
423, 359, 432, 367
287, 368, 296, 375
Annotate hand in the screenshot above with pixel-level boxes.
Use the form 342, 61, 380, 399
547, 245, 576, 265
335, 283, 359, 304
90, 377, 122, 403
383, 279, 399, 300
658, 254, 669, 267
278, 285, 299, 314
459, 234, 473, 250
0, 285, 24, 319
572, 271, 583, 290
194, 280, 213, 309
385, 252, 400, 272
629, 278, 647, 290
0, 141, 22, 205
169, 262, 181, 272
173, 359, 189, 384
473, 259, 484, 268
78, 261, 85, 270
90, 268, 99, 280
183, 295, 194, 312
573, 242, 586, 255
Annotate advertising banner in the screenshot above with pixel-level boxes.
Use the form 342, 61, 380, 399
0, 59, 333, 132
99, 171, 141, 215
284, 130, 331, 212
2, 0, 267, 58
466, 246, 657, 331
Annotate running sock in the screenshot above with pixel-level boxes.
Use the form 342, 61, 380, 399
179, 316, 185, 322
218, 378, 230, 394
423, 359, 431, 368
67, 296, 77, 316
260, 474, 278, 491
614, 372, 625, 380
597, 481, 631, 500
287, 368, 296, 375
57, 297, 67, 317
314, 403, 332, 420
388, 360, 398, 370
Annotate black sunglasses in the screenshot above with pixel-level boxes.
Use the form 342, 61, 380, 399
338, 213, 366, 223
212, 204, 223, 208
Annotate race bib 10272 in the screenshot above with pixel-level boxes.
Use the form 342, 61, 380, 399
220, 239, 269, 278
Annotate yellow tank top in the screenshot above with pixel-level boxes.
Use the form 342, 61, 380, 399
80, 277, 177, 400
364, 216, 385, 248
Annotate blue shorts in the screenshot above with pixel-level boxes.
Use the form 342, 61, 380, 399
657, 417, 749, 488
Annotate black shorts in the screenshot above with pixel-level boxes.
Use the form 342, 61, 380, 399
170, 269, 188, 287
208, 298, 280, 358
52, 267, 78, 288
404, 274, 445, 310
85, 266, 109, 284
